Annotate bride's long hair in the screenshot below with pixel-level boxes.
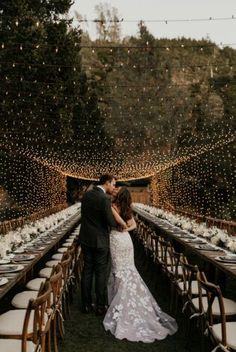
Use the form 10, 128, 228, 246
113, 187, 132, 221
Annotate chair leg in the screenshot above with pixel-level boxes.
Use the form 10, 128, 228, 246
65, 289, 71, 318
41, 334, 46, 352
53, 317, 59, 352
57, 310, 65, 338
62, 291, 69, 320
199, 314, 206, 352
68, 278, 76, 303
47, 326, 51, 352
74, 263, 80, 286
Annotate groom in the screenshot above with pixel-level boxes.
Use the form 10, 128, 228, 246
79, 174, 117, 315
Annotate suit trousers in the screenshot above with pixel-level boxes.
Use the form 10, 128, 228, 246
81, 244, 110, 309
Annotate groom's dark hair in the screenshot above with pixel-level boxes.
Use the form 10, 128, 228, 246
99, 174, 116, 185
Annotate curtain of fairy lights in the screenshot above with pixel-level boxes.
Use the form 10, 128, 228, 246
0, 6, 236, 222
0, 151, 67, 221
149, 141, 235, 220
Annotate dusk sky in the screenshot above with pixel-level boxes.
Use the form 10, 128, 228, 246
70, 0, 236, 46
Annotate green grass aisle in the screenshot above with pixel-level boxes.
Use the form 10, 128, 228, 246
59, 236, 211, 352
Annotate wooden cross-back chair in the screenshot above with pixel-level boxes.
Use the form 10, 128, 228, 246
0, 280, 52, 352
197, 272, 236, 352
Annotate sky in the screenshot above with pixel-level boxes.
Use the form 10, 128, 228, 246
70, 0, 236, 46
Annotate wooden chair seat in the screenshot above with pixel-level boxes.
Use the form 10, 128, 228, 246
0, 310, 47, 335
178, 280, 206, 296
212, 322, 236, 349
26, 278, 46, 291
62, 243, 71, 248
39, 267, 53, 278
57, 247, 67, 253
65, 239, 74, 243
0, 338, 36, 352
12, 291, 38, 309
192, 296, 236, 316
52, 253, 63, 260
11, 291, 53, 309
45, 260, 60, 268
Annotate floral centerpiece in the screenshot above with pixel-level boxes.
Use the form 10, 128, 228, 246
134, 203, 236, 254
0, 203, 81, 259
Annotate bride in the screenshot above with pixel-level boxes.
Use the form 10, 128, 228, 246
103, 187, 178, 343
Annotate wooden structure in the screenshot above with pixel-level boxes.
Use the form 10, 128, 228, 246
128, 186, 150, 205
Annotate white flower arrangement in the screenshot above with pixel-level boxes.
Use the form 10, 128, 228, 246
0, 203, 81, 259
134, 203, 236, 254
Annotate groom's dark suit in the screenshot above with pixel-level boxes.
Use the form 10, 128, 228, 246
79, 186, 116, 312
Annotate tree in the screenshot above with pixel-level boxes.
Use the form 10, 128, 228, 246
95, 2, 121, 42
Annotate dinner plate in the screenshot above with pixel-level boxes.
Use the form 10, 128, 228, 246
196, 244, 220, 251
0, 264, 24, 273
183, 238, 206, 244
14, 248, 25, 254
13, 254, 35, 262
0, 259, 11, 265
0, 278, 8, 286
215, 256, 236, 263
26, 245, 45, 250
175, 233, 195, 238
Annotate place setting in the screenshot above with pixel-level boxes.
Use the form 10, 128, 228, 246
14, 247, 26, 254
215, 254, 236, 265
0, 0, 235, 349
24, 243, 46, 252
0, 264, 24, 274
174, 232, 196, 239
36, 239, 52, 245
12, 254, 35, 263
182, 237, 207, 245
194, 244, 224, 252
0, 258, 11, 265
0, 277, 9, 287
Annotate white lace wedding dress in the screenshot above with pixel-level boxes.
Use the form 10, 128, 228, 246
103, 230, 178, 343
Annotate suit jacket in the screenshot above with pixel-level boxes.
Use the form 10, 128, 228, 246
79, 187, 116, 248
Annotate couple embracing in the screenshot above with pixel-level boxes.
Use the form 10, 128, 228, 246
79, 174, 177, 343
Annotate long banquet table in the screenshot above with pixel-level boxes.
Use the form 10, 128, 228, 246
0, 212, 81, 301
133, 207, 236, 287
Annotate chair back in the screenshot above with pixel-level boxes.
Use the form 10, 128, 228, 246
68, 245, 76, 270
50, 264, 63, 306
159, 238, 174, 272
180, 259, 198, 297
145, 228, 153, 253
172, 249, 184, 280
137, 220, 147, 243
151, 234, 159, 262
197, 271, 227, 346
22, 280, 52, 351
60, 253, 72, 284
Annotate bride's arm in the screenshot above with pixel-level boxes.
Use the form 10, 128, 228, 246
125, 217, 137, 232
111, 207, 128, 229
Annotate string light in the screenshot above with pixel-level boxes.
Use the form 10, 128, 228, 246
2, 13, 236, 24
1, 8, 235, 222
